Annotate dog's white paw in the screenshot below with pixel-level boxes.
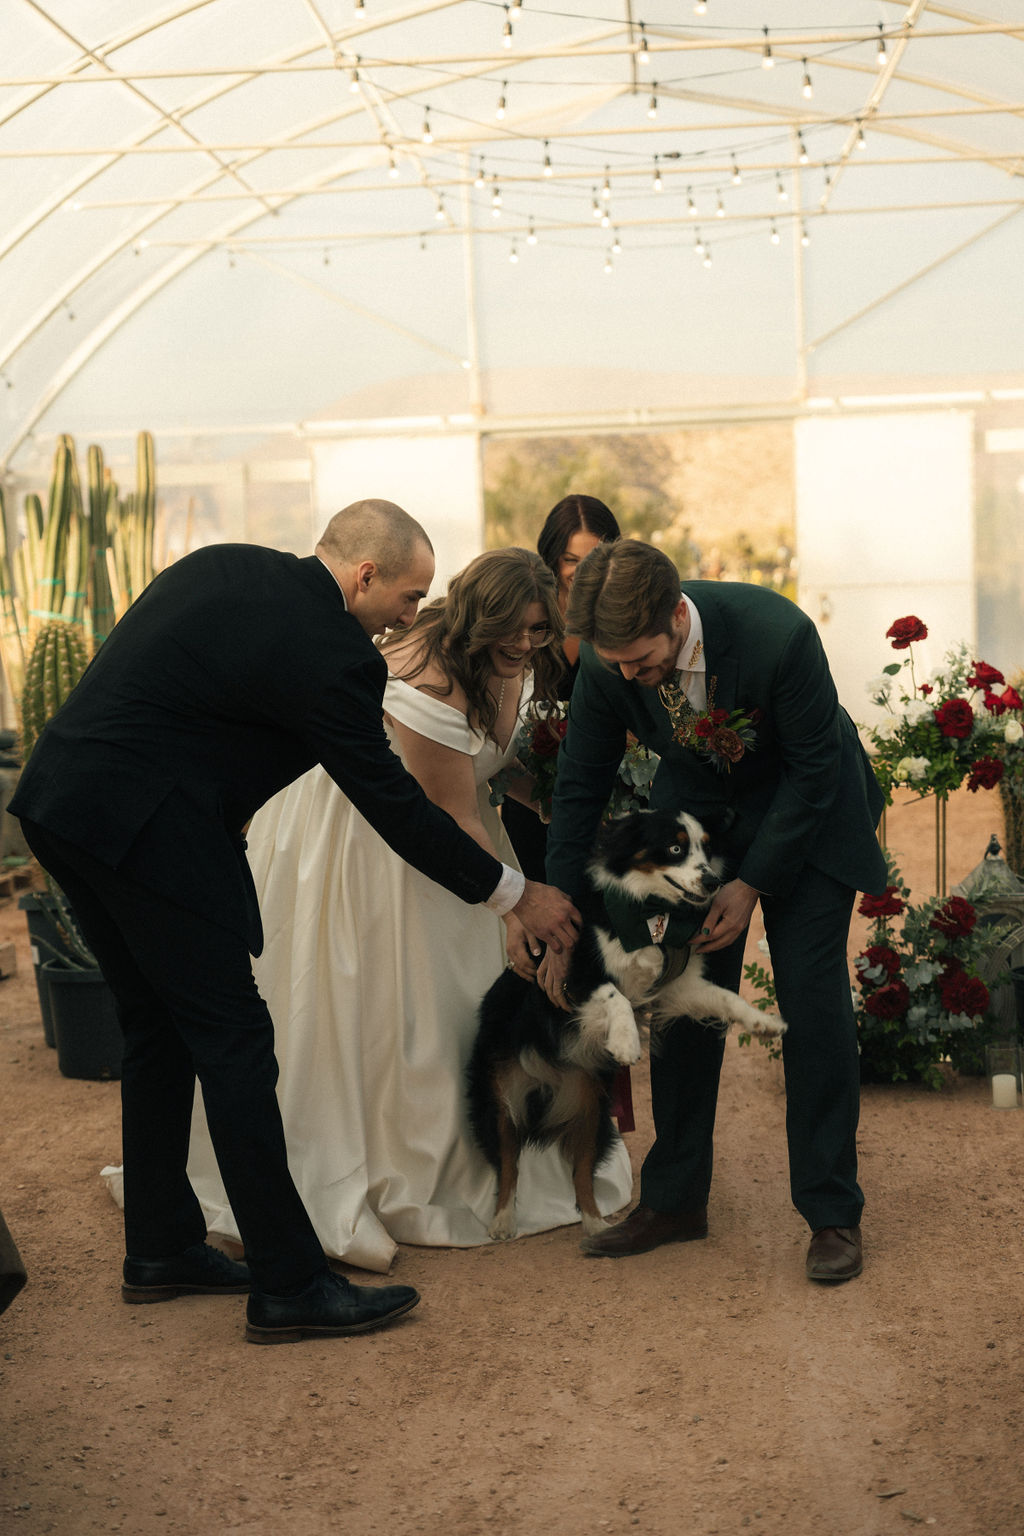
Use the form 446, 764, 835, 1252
580, 1212, 611, 1237
604, 991, 643, 1065
751, 1011, 787, 1038
488, 1207, 518, 1242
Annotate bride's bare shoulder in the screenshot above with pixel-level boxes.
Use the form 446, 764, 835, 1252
383, 640, 468, 716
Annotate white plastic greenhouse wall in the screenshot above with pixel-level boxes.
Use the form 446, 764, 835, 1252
2, 0, 1024, 709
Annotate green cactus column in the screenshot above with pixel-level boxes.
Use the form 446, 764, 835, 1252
20, 620, 91, 763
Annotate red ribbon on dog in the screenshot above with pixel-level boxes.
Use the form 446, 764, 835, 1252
610, 1066, 635, 1133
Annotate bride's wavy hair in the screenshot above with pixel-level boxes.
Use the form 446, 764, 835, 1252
381, 548, 564, 743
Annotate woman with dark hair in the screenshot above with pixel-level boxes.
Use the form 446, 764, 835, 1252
186, 547, 632, 1271
503, 495, 621, 880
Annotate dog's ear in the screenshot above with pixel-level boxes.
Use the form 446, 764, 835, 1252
695, 807, 736, 839
592, 809, 646, 862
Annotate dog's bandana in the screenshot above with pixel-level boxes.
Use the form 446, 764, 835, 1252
601, 886, 705, 955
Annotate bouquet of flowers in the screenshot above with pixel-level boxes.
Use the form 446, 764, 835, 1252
853, 859, 1011, 1088
862, 615, 1023, 803
490, 701, 659, 823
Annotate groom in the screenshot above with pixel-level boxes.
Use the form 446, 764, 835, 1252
12, 499, 580, 1343
534, 538, 887, 1282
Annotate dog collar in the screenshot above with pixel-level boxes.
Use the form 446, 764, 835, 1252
601, 886, 705, 954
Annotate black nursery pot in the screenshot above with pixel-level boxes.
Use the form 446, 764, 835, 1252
43, 961, 123, 1081
18, 891, 74, 1049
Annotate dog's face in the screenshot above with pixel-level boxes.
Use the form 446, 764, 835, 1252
589, 809, 725, 909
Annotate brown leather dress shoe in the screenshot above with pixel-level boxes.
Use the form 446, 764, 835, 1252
805, 1225, 863, 1282
580, 1203, 708, 1258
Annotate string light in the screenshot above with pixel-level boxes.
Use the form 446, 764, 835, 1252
542, 142, 553, 177
601, 209, 611, 228
801, 224, 811, 246
602, 169, 612, 201
694, 0, 707, 12
354, 0, 364, 10
702, 245, 712, 269
687, 186, 697, 216
647, 86, 658, 120
876, 23, 887, 67
591, 188, 601, 219
604, 250, 614, 274
509, 241, 518, 264
419, 235, 427, 251
776, 175, 788, 202
491, 184, 502, 216
856, 121, 867, 150
349, 60, 361, 92
435, 195, 446, 222
693, 229, 705, 256
798, 133, 809, 165
474, 158, 486, 189
496, 84, 507, 120
769, 222, 780, 245
652, 155, 662, 191
502, 6, 513, 47
421, 109, 433, 144
388, 153, 399, 178
638, 22, 649, 65
612, 230, 622, 254
323, 247, 331, 265
715, 196, 725, 218
511, 0, 522, 10
731, 159, 742, 185
527, 220, 538, 245
801, 60, 813, 99
762, 27, 773, 68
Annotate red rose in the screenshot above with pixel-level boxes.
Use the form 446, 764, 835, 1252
709, 726, 745, 763
886, 616, 928, 650
984, 691, 1009, 717
934, 698, 974, 739
967, 756, 1004, 793
864, 980, 911, 1020
930, 895, 978, 940
711, 708, 729, 725
694, 717, 715, 739
858, 887, 905, 919
919, 683, 933, 697
531, 717, 566, 757
999, 685, 1023, 711
967, 661, 1004, 689
939, 971, 989, 1017
859, 944, 901, 981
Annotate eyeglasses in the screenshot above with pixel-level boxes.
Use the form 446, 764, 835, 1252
502, 623, 555, 648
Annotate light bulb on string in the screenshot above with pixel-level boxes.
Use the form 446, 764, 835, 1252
702, 245, 712, 269
687, 187, 697, 216
435, 195, 446, 222
694, 0, 706, 12
801, 60, 813, 99
638, 22, 649, 65
601, 210, 611, 228
762, 27, 773, 68
527, 220, 538, 245
349, 60, 361, 93
715, 196, 725, 218
474, 158, 486, 189
388, 153, 399, 178
653, 156, 662, 191
769, 222, 780, 245
776, 176, 788, 202
647, 86, 658, 120
492, 184, 502, 216
693, 229, 705, 256
323, 247, 331, 265
876, 24, 887, 67
421, 109, 433, 144
502, 6, 513, 47
604, 251, 614, 274
612, 230, 622, 254
602, 169, 611, 201
511, 0, 522, 10
354, 0, 364, 10
509, 241, 518, 264
731, 159, 742, 185
797, 133, 809, 165
542, 142, 553, 177
591, 189, 601, 219
801, 224, 810, 246
856, 121, 867, 150
496, 84, 507, 120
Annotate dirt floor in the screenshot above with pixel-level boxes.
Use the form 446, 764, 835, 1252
1, 786, 1022, 1536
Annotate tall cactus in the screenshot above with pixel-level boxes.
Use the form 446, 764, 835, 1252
19, 619, 91, 764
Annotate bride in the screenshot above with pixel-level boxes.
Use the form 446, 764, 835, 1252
186, 547, 633, 1273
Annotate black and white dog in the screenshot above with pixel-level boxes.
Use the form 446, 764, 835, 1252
466, 808, 787, 1245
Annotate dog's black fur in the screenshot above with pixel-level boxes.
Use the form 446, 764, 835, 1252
467, 807, 787, 1245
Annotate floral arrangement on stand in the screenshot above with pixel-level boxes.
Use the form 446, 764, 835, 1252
863, 615, 1022, 804
490, 701, 659, 823
853, 860, 1013, 1089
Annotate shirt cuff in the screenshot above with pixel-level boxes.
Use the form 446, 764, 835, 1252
484, 864, 525, 916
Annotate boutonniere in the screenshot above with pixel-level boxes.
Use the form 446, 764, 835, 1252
657, 675, 759, 773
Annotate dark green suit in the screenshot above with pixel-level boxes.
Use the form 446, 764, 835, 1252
546, 581, 887, 1231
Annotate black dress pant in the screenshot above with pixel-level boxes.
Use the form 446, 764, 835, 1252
21, 822, 327, 1294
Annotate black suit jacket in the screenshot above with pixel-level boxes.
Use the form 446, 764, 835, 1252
11, 545, 501, 951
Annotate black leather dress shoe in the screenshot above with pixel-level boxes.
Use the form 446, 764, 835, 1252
122, 1241, 251, 1303
245, 1270, 420, 1344
580, 1202, 708, 1258
805, 1225, 863, 1282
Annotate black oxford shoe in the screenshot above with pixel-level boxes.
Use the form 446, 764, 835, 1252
122, 1241, 251, 1303
245, 1270, 420, 1344
580, 1202, 708, 1258
805, 1225, 863, 1282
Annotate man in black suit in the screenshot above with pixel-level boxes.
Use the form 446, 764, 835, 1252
12, 499, 580, 1343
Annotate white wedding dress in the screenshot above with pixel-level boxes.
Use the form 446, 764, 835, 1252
184, 676, 634, 1273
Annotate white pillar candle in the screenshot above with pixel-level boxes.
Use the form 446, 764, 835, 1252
991, 1073, 1019, 1109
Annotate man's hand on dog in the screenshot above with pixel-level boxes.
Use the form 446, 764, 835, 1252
690, 876, 760, 953
510, 880, 580, 957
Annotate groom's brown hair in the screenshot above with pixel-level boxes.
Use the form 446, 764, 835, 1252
566, 538, 680, 650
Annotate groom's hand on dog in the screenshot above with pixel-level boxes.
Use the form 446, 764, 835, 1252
690, 877, 761, 953
537, 947, 574, 1011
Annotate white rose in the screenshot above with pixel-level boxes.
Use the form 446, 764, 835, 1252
874, 716, 898, 741
865, 675, 893, 698
906, 756, 931, 781
900, 700, 932, 727
894, 760, 910, 782
1005, 719, 1024, 745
